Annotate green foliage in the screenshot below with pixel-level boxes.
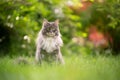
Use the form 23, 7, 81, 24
0, 0, 120, 56
89, 0, 120, 53
0, 0, 86, 56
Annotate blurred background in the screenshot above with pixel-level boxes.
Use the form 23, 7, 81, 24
0, 0, 120, 57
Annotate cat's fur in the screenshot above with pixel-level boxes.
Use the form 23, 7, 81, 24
35, 19, 65, 64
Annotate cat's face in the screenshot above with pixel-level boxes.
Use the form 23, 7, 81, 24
42, 19, 59, 37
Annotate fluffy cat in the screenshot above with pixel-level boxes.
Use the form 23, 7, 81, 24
35, 19, 65, 64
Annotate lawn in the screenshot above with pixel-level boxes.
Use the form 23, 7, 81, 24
0, 55, 120, 80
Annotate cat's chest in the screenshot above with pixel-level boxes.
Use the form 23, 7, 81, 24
41, 38, 58, 53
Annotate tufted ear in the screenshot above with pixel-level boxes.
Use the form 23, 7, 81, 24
43, 18, 48, 25
54, 19, 59, 25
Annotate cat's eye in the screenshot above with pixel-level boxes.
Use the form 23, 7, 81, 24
52, 29, 56, 31
46, 28, 50, 31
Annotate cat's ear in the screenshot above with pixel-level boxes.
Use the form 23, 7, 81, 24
43, 18, 48, 25
54, 19, 59, 25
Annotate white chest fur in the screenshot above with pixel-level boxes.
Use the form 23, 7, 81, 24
41, 37, 63, 53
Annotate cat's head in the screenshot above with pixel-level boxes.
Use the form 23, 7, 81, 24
42, 19, 60, 37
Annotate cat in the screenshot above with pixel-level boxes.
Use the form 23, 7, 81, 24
35, 19, 65, 64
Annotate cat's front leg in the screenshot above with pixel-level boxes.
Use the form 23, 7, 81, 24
56, 48, 65, 65
35, 45, 42, 64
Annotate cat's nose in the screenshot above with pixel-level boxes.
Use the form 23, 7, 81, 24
49, 31, 53, 34
50, 30, 53, 33
50, 32, 54, 35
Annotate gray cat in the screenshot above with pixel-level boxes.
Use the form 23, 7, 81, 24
35, 19, 65, 64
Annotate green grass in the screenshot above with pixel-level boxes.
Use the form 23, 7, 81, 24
0, 55, 120, 80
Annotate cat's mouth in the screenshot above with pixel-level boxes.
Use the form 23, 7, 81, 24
46, 33, 55, 37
